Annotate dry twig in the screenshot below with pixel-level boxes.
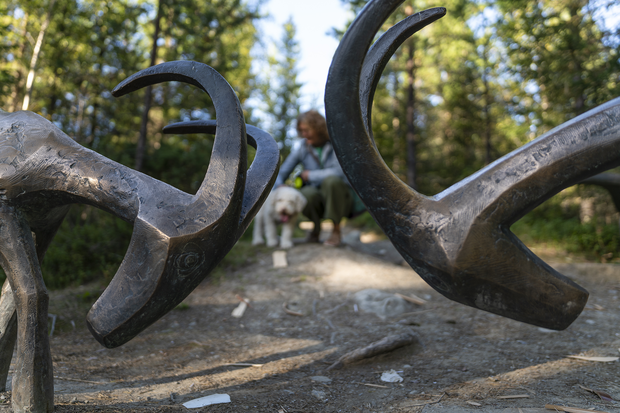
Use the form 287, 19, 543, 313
395, 293, 427, 305
282, 302, 303, 317
497, 394, 529, 399
327, 332, 418, 370
235, 294, 251, 307
222, 363, 263, 367
567, 355, 619, 362
578, 384, 614, 402
544, 404, 609, 413
353, 382, 388, 389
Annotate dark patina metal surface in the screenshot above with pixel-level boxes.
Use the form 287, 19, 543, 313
325, 0, 620, 331
580, 172, 620, 212
0, 61, 278, 413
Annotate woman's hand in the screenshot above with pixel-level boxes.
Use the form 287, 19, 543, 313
300, 170, 310, 182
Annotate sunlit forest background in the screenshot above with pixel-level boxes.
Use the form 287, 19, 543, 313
0, 0, 619, 288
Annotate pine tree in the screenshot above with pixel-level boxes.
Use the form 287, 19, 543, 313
260, 17, 302, 157
496, 0, 620, 133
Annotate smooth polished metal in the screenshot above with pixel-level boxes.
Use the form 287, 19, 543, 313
325, 1, 620, 331
0, 61, 279, 413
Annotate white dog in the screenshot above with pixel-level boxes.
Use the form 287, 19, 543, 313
252, 186, 307, 249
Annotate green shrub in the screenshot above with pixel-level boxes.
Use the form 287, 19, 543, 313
41, 206, 133, 289
511, 186, 620, 262
0, 205, 132, 290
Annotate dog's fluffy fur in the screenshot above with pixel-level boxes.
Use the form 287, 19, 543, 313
252, 186, 307, 249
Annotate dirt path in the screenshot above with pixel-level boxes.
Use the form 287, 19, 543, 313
1, 235, 620, 412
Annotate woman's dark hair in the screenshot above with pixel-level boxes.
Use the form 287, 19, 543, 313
296, 110, 330, 141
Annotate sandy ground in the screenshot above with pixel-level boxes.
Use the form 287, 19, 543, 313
1, 230, 620, 412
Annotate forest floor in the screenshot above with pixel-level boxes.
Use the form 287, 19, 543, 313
1, 225, 620, 412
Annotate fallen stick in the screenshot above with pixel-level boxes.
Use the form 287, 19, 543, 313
235, 294, 252, 307
282, 302, 303, 317
578, 384, 614, 402
497, 394, 529, 399
222, 363, 264, 367
353, 382, 389, 389
544, 404, 609, 413
326, 332, 418, 370
395, 293, 427, 306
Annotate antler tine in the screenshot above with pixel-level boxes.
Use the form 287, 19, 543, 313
163, 119, 280, 237
112, 61, 246, 218
88, 61, 252, 348
360, 8, 446, 141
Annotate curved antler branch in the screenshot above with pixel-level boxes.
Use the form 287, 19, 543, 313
323, 0, 620, 330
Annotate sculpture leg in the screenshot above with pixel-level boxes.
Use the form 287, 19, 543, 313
0, 279, 17, 391
0, 205, 53, 413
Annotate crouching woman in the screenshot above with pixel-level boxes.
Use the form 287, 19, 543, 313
275, 110, 364, 246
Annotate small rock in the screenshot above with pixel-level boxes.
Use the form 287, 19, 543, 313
311, 390, 328, 401
381, 370, 404, 383
310, 376, 332, 383
354, 289, 410, 318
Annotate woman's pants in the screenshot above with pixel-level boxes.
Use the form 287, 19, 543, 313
299, 175, 353, 232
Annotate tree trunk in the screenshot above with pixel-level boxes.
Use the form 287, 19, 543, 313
22, 0, 56, 111
135, 0, 164, 172
568, 3, 586, 116
481, 43, 493, 165
405, 37, 417, 190
10, 13, 29, 112
390, 71, 404, 178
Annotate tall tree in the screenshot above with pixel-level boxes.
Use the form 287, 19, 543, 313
129, 0, 261, 182
403, 3, 418, 189
496, 0, 620, 133
259, 17, 302, 157
21, 0, 56, 110
135, 0, 164, 171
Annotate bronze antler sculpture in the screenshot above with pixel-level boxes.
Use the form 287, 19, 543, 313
0, 61, 279, 413
3, 2, 620, 411
325, 1, 620, 331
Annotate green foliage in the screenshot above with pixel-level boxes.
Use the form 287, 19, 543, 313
209, 240, 260, 283
256, 16, 302, 157
0, 205, 133, 290
142, 134, 213, 193
40, 206, 133, 289
512, 187, 620, 261
346, 212, 386, 238
495, 0, 620, 132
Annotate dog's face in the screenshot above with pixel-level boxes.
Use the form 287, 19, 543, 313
272, 187, 307, 223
